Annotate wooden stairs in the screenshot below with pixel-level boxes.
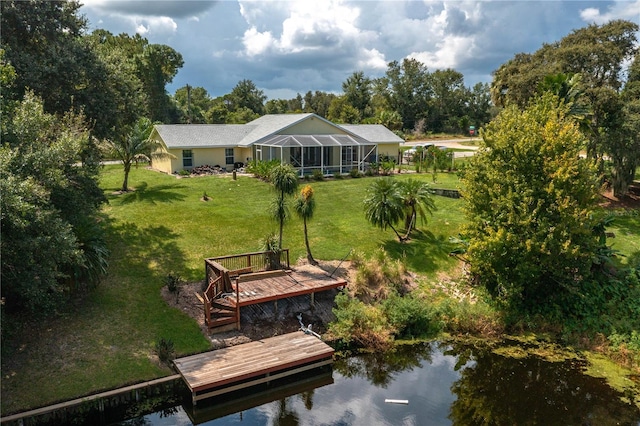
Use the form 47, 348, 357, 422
203, 250, 290, 333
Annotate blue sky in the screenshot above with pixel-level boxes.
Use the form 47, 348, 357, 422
80, 0, 640, 100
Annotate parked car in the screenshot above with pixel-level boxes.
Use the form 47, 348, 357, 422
403, 143, 434, 160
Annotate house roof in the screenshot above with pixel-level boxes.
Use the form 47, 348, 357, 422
153, 114, 403, 149
339, 124, 404, 144
153, 124, 254, 148
257, 134, 371, 148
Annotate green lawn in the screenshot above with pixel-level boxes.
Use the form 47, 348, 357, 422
3, 165, 637, 415
1, 167, 464, 415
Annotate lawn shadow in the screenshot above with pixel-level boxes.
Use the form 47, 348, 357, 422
108, 182, 189, 205
105, 219, 191, 284
383, 229, 455, 274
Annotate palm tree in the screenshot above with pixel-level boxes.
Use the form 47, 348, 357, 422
398, 179, 436, 239
101, 117, 163, 192
294, 185, 317, 265
269, 164, 299, 249
363, 177, 405, 242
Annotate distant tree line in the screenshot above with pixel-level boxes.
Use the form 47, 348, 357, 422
171, 65, 495, 138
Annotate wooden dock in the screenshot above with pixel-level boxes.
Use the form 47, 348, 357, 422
203, 250, 347, 331
174, 331, 334, 404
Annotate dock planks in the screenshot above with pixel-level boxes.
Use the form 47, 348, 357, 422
233, 269, 346, 307
174, 331, 334, 403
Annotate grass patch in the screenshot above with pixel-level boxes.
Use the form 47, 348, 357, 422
1, 166, 466, 415
606, 210, 640, 267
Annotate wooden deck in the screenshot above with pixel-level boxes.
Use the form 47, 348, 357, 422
233, 269, 346, 306
203, 250, 347, 331
174, 331, 334, 404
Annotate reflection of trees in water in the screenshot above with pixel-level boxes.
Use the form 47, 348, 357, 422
271, 389, 316, 426
334, 342, 433, 387
273, 397, 299, 426
446, 342, 640, 425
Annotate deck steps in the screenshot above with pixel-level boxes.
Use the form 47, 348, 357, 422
206, 316, 238, 328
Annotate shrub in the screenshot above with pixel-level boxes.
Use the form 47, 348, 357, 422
312, 169, 324, 181
154, 337, 176, 364
246, 159, 279, 181
383, 293, 441, 339
328, 292, 394, 351
165, 273, 183, 293
349, 168, 361, 178
350, 248, 407, 303
165, 273, 183, 303
260, 232, 281, 270
333, 171, 343, 179
178, 169, 190, 176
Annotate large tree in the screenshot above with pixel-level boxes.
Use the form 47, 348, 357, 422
461, 93, 601, 314
0, 1, 127, 141
227, 79, 266, 115
427, 69, 467, 133
378, 59, 432, 130
1, 92, 107, 313
490, 20, 639, 196
342, 71, 372, 119
173, 85, 212, 124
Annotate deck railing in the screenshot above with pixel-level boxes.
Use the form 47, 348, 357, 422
206, 249, 290, 276
202, 250, 290, 329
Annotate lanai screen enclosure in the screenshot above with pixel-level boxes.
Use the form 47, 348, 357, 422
253, 134, 378, 176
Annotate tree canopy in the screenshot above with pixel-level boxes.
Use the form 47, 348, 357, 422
490, 19, 639, 196
461, 93, 601, 315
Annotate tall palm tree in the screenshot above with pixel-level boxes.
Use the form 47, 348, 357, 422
363, 177, 405, 242
398, 179, 436, 239
294, 185, 317, 265
269, 164, 299, 249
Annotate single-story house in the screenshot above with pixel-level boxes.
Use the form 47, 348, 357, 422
149, 113, 404, 176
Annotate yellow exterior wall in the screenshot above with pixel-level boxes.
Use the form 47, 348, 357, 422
377, 143, 401, 160
152, 155, 173, 174
238, 147, 253, 164
155, 147, 249, 173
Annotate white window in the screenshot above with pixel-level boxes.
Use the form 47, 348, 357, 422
182, 150, 193, 167
225, 148, 234, 165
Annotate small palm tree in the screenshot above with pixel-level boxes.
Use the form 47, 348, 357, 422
363, 177, 405, 242
269, 164, 299, 249
398, 179, 436, 239
294, 185, 317, 265
101, 117, 160, 192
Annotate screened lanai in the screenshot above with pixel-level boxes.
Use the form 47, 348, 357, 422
252, 134, 378, 176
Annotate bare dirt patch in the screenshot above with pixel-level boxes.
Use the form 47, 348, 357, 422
599, 183, 640, 210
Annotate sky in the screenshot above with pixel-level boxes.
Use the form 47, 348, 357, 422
79, 0, 640, 100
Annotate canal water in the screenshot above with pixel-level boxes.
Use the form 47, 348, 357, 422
113, 341, 640, 426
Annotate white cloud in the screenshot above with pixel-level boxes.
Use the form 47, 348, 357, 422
580, 0, 640, 24
358, 48, 387, 70
243, 26, 276, 56
130, 16, 178, 37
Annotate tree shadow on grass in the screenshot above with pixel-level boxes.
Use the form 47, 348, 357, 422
383, 229, 456, 274
108, 181, 189, 205
105, 219, 199, 286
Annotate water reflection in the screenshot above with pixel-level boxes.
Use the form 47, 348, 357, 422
115, 341, 639, 426
446, 341, 640, 425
